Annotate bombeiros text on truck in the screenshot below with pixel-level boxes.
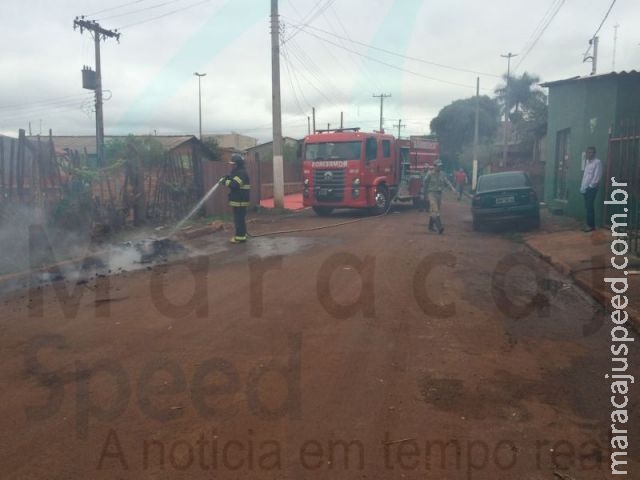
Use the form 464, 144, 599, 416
302, 128, 439, 216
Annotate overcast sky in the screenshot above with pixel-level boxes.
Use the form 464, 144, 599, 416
1, 0, 638, 143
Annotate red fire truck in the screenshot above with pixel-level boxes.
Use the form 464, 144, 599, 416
302, 128, 439, 215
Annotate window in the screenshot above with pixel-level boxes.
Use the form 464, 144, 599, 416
382, 140, 391, 158
366, 138, 377, 162
304, 142, 362, 161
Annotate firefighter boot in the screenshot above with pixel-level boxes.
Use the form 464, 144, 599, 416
435, 216, 444, 234
428, 217, 437, 232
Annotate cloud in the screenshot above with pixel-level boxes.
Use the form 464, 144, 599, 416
1, 0, 638, 141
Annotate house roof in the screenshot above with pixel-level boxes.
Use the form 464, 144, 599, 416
25, 135, 201, 155
540, 70, 640, 88
246, 137, 301, 151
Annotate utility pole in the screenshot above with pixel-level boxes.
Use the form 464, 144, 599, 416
307, 116, 311, 135
270, 0, 284, 209
74, 17, 120, 167
583, 36, 600, 75
312, 107, 316, 134
612, 24, 619, 71
392, 119, 405, 139
590, 36, 599, 75
340, 112, 344, 129
472, 77, 480, 190
500, 52, 517, 167
194, 72, 206, 140
373, 93, 391, 132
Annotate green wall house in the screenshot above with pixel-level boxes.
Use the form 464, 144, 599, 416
541, 71, 640, 225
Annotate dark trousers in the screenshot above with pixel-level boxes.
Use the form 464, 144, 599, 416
583, 187, 598, 228
233, 206, 247, 238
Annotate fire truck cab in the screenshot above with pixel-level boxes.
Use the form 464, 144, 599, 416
302, 128, 438, 216
302, 128, 401, 216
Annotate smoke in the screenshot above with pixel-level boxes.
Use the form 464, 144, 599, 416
0, 203, 93, 277
0, 203, 187, 298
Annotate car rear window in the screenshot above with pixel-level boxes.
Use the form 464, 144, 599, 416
477, 173, 529, 191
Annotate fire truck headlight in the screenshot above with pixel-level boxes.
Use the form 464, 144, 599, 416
353, 178, 361, 186
304, 178, 310, 186
352, 188, 360, 198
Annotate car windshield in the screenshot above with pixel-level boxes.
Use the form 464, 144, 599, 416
305, 141, 362, 161
477, 172, 530, 192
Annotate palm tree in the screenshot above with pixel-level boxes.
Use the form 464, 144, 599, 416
495, 72, 542, 117
495, 72, 548, 148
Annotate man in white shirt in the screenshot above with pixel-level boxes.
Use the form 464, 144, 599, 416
580, 146, 602, 232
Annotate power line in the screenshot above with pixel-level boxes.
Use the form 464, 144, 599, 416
97, 0, 190, 21
583, 0, 617, 59
116, 0, 212, 30
84, 0, 150, 18
592, 0, 617, 39
285, 37, 347, 104
513, 0, 565, 72
282, 0, 336, 44
284, 21, 501, 79
293, 28, 477, 89
326, 5, 384, 93
280, 44, 308, 115
0, 101, 92, 125
0, 93, 94, 111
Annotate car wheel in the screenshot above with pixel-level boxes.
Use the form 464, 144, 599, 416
370, 185, 390, 215
530, 214, 541, 230
312, 206, 334, 216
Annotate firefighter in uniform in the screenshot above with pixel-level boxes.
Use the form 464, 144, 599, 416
222, 154, 251, 243
422, 159, 446, 234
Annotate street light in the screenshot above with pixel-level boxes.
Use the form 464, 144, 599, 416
194, 72, 206, 140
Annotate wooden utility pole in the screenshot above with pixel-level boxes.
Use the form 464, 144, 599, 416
270, 0, 284, 209
500, 52, 517, 167
373, 93, 391, 132
590, 36, 599, 75
74, 17, 120, 167
194, 72, 206, 139
392, 119, 405, 139
472, 77, 480, 190
612, 24, 619, 71
312, 107, 316, 134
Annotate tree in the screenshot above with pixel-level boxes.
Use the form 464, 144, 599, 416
494, 72, 541, 116
202, 137, 222, 161
429, 96, 500, 165
495, 72, 548, 151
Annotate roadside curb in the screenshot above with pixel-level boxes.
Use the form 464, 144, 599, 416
523, 241, 640, 334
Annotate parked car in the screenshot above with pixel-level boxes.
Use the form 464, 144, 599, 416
471, 171, 540, 231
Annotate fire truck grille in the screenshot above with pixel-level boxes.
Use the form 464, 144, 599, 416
314, 169, 345, 201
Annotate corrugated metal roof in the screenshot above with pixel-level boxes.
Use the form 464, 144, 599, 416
540, 70, 640, 87
25, 135, 197, 155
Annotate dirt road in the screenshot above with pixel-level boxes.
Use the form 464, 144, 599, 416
0, 193, 637, 479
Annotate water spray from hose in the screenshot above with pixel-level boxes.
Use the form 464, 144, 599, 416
168, 177, 224, 238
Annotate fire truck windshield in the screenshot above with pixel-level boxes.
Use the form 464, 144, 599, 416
305, 141, 362, 161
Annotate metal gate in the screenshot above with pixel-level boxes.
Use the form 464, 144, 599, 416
605, 122, 640, 256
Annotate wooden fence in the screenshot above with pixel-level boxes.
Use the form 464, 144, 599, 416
0, 131, 209, 233
0, 130, 65, 211
0, 132, 305, 234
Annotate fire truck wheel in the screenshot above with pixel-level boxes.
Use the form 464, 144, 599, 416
371, 185, 390, 215
312, 206, 334, 216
